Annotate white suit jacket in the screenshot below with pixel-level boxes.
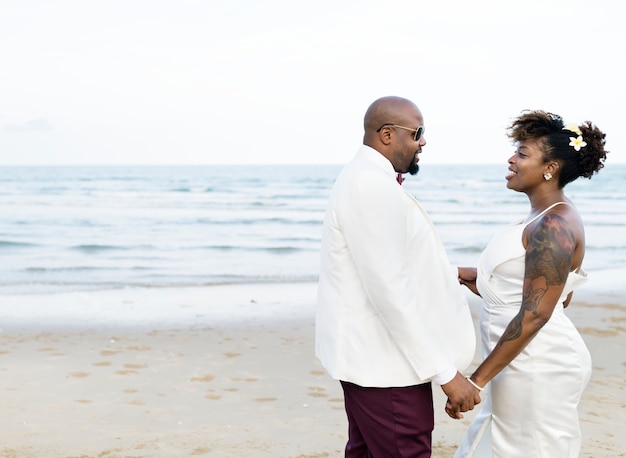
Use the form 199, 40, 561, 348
315, 146, 475, 387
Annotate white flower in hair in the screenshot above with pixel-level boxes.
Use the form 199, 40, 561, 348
569, 135, 587, 151
563, 124, 582, 135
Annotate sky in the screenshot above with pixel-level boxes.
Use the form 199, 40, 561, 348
1, 0, 624, 166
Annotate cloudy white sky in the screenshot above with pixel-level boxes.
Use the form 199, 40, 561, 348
1, 0, 623, 166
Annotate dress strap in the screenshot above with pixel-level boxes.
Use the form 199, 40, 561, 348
524, 201, 570, 226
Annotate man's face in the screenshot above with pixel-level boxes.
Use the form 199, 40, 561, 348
397, 126, 425, 175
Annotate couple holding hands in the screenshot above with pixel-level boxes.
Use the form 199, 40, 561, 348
315, 96, 608, 457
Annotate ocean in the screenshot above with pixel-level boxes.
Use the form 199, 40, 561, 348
0, 163, 624, 295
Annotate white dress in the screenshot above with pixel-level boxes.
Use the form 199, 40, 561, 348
455, 203, 592, 457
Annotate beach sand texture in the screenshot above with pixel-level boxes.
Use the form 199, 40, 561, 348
0, 282, 624, 457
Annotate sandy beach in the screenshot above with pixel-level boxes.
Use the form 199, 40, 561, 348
1, 276, 625, 457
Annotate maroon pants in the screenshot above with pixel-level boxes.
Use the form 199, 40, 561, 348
340, 381, 434, 458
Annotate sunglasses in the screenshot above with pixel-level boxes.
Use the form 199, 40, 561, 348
376, 124, 425, 142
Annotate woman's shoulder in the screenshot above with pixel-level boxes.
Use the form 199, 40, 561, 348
532, 200, 581, 223
545, 201, 583, 227
522, 201, 584, 246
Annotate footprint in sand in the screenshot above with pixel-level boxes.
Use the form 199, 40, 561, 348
307, 386, 328, 398
93, 361, 112, 366
127, 399, 146, 406
281, 336, 303, 345
115, 370, 139, 375
101, 350, 123, 357
606, 316, 626, 323
597, 303, 626, 312
205, 393, 222, 400
38, 347, 66, 357
123, 363, 148, 369
230, 377, 259, 382
223, 352, 241, 358
126, 345, 151, 351
579, 327, 619, 337
191, 374, 215, 382
68, 371, 90, 378
254, 397, 277, 402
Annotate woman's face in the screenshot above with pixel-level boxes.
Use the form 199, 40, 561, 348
505, 138, 548, 192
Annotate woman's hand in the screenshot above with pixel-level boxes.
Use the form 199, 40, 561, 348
458, 267, 480, 296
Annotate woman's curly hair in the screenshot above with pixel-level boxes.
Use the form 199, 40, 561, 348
508, 110, 608, 188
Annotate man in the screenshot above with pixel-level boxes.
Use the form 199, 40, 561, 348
316, 96, 479, 457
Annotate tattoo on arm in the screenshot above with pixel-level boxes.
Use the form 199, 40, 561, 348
500, 214, 575, 345
500, 313, 523, 342
525, 213, 575, 287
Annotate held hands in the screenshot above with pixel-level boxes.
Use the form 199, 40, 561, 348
441, 371, 482, 419
458, 267, 480, 296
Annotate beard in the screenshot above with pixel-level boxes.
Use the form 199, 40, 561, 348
407, 161, 419, 175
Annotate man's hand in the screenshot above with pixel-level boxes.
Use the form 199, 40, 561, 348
458, 267, 480, 296
440, 371, 481, 419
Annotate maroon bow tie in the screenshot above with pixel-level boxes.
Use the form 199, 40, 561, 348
396, 173, 404, 185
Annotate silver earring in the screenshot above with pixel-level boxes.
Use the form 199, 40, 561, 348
543, 173, 552, 181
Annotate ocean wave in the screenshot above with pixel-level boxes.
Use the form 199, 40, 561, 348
0, 274, 321, 295
183, 245, 311, 253
70, 244, 126, 252
583, 221, 626, 227
196, 217, 323, 225
431, 220, 511, 226
69, 244, 158, 252
170, 186, 213, 193
0, 240, 37, 248
24, 266, 119, 272
452, 246, 485, 253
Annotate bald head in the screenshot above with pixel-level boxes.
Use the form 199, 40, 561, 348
363, 96, 420, 144
361, 96, 425, 175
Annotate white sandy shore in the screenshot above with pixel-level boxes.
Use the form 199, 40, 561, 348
0, 273, 625, 457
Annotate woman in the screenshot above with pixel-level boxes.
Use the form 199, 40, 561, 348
453, 110, 608, 457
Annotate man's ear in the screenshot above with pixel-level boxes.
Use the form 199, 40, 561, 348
378, 126, 393, 145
